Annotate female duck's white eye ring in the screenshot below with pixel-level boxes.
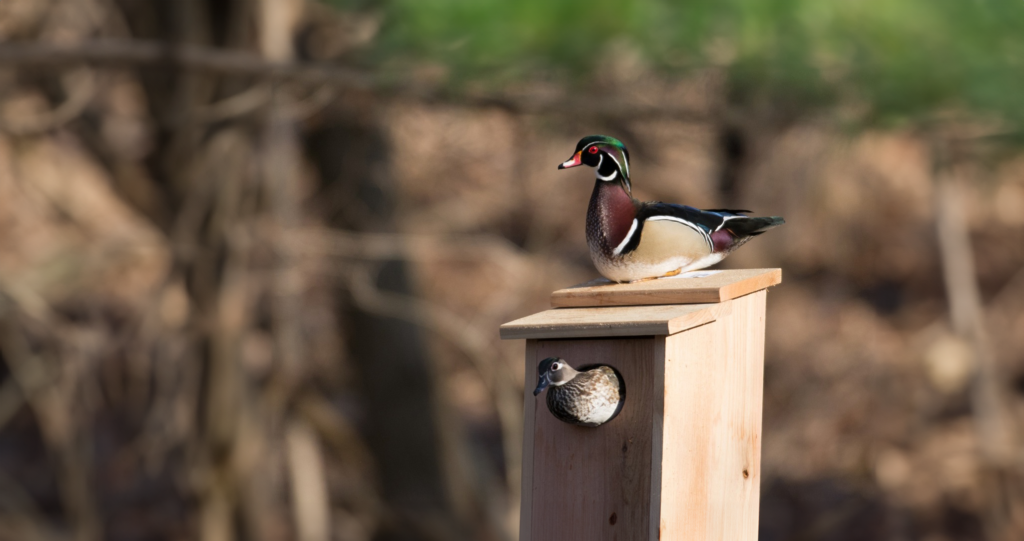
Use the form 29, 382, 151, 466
551, 362, 562, 371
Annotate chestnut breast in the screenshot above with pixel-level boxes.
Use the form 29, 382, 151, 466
586, 181, 637, 254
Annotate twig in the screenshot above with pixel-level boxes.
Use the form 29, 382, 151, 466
932, 142, 1023, 540
0, 68, 97, 135
285, 419, 331, 541
0, 41, 711, 122
259, 3, 332, 538
289, 84, 337, 121
0, 40, 374, 89
0, 315, 101, 541
283, 227, 528, 269
933, 156, 1017, 464
195, 83, 271, 122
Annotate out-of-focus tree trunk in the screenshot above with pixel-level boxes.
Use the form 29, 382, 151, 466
932, 142, 1024, 540
307, 117, 460, 541
259, 2, 333, 541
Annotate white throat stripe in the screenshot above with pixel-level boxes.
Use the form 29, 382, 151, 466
606, 153, 627, 179
612, 219, 639, 255
596, 155, 617, 181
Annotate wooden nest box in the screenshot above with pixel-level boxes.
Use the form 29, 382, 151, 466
500, 268, 782, 541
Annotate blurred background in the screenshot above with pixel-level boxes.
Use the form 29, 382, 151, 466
0, 1, 1023, 540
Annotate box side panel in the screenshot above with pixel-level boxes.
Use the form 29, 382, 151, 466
526, 337, 656, 541
658, 290, 766, 541
520, 340, 539, 541
649, 337, 667, 541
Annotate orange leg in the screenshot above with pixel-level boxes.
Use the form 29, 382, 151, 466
628, 268, 684, 283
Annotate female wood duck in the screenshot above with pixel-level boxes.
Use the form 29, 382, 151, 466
558, 135, 785, 283
533, 357, 625, 427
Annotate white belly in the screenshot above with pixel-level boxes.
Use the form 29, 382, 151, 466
592, 251, 725, 283
580, 397, 622, 425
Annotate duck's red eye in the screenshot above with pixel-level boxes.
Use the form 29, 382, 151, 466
588, 146, 599, 154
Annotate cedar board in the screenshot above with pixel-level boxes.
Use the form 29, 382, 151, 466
524, 337, 656, 541
653, 289, 765, 540
550, 268, 780, 308
500, 303, 720, 341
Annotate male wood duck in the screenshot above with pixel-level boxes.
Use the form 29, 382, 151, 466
533, 357, 625, 427
558, 135, 785, 283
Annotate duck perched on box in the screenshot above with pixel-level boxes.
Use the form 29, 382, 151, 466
559, 135, 785, 283
533, 357, 625, 427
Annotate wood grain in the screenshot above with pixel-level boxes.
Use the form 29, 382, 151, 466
512, 276, 774, 540
519, 340, 538, 541
499, 303, 719, 341
653, 290, 766, 541
524, 338, 656, 541
550, 268, 781, 308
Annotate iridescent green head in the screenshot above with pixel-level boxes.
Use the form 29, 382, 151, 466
557, 135, 632, 192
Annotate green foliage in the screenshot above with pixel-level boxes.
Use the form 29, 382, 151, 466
369, 0, 681, 80
330, 0, 1024, 127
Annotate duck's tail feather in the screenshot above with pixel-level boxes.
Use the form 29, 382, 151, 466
726, 216, 785, 237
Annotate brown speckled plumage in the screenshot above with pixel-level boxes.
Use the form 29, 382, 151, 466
546, 365, 625, 427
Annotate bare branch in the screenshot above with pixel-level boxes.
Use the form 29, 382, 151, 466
196, 83, 271, 122
0, 41, 710, 122
0, 40, 374, 88
286, 419, 331, 541
0, 68, 97, 135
